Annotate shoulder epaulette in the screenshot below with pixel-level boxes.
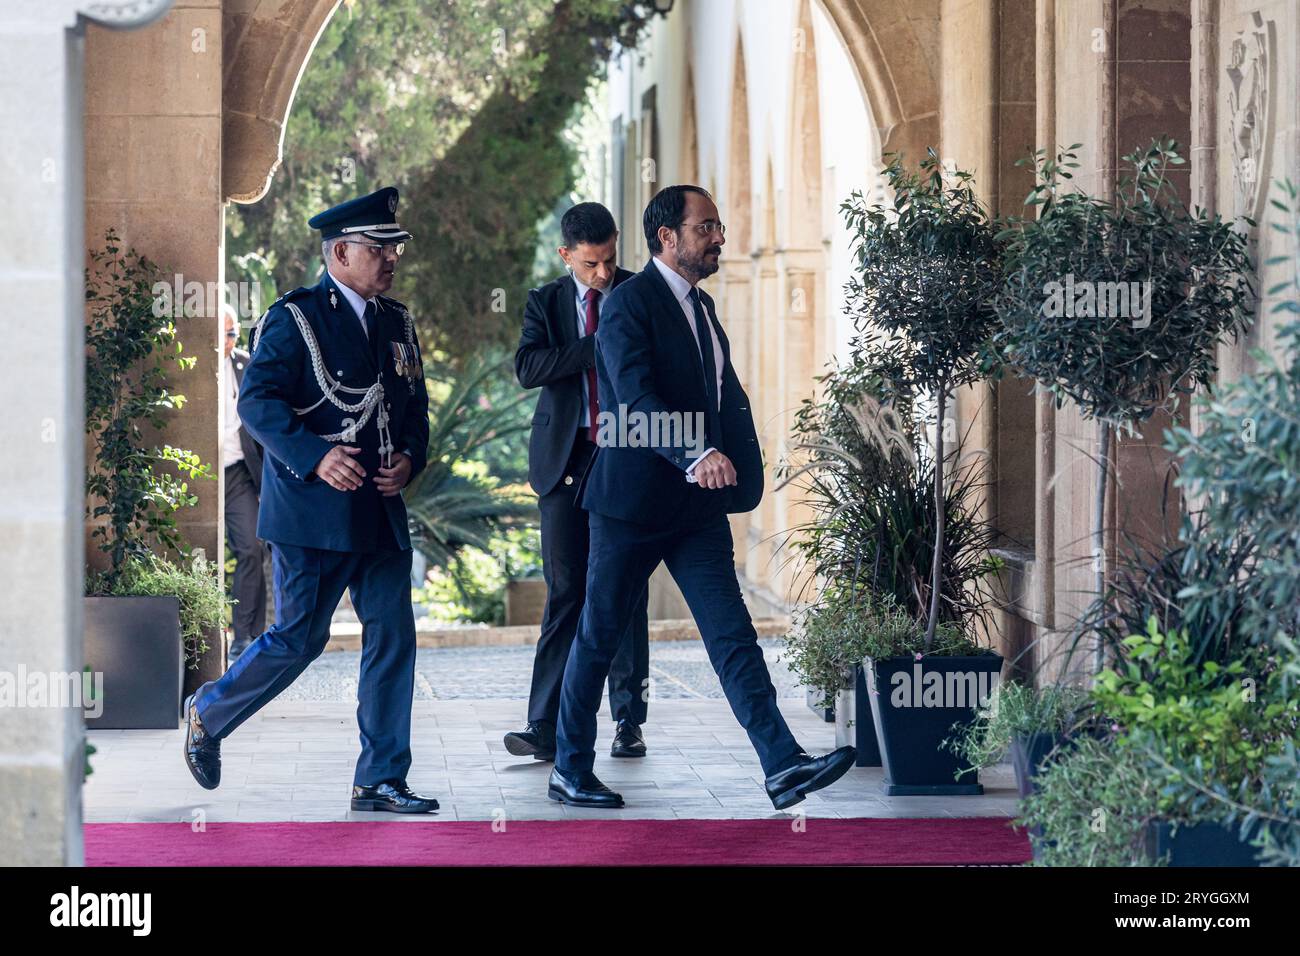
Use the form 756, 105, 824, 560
250, 286, 312, 351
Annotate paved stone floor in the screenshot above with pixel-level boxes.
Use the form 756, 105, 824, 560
84, 641, 1019, 823
280, 637, 805, 702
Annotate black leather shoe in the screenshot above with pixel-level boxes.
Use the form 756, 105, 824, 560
228, 636, 252, 660
547, 768, 624, 808
350, 780, 440, 814
764, 746, 856, 810
610, 719, 646, 758
504, 721, 556, 761
183, 690, 221, 791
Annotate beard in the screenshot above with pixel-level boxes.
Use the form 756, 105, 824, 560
678, 242, 722, 282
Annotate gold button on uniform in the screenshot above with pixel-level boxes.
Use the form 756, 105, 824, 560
564, 476, 574, 486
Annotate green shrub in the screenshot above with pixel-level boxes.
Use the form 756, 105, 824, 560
783, 592, 887, 709
84, 230, 213, 583
416, 526, 542, 625
1018, 734, 1164, 867
89, 552, 227, 669
1022, 620, 1297, 866
1093, 619, 1297, 814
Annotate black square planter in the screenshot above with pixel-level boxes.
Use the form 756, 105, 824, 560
833, 665, 882, 766
84, 595, 183, 730
805, 687, 835, 722
1145, 820, 1263, 867
865, 654, 1005, 795
1010, 731, 1067, 799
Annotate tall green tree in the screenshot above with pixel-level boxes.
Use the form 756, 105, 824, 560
227, 0, 663, 366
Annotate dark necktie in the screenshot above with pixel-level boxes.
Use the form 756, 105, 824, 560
584, 288, 601, 443
363, 300, 379, 367
688, 288, 723, 451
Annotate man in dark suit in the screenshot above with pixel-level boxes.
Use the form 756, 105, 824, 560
548, 185, 856, 810
506, 202, 651, 762
184, 187, 439, 814
222, 304, 268, 661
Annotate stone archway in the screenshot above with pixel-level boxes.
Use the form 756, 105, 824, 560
818, 0, 940, 163
223, 0, 341, 204
774, 0, 829, 605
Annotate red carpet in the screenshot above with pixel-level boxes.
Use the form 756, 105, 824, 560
84, 818, 1030, 866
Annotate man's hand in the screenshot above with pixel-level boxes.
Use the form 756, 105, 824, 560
313, 445, 365, 491
691, 451, 737, 490
374, 452, 413, 497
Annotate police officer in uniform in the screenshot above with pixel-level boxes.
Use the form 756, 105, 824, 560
183, 187, 438, 813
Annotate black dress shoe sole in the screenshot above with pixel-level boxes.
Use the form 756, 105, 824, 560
503, 734, 555, 760
350, 799, 439, 814
182, 693, 220, 791
610, 745, 647, 759
770, 749, 856, 811
546, 785, 624, 809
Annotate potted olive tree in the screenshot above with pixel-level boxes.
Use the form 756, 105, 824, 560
994, 140, 1255, 673
831, 151, 1006, 794
84, 230, 223, 729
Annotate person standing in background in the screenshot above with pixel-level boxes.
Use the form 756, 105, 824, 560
222, 303, 267, 661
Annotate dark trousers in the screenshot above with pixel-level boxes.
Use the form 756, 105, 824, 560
196, 542, 417, 786
555, 501, 803, 777
529, 433, 649, 727
224, 461, 267, 644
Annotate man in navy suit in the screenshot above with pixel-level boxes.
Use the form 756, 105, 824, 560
548, 185, 856, 810
183, 187, 440, 814
505, 203, 651, 763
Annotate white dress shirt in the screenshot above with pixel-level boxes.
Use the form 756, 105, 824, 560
328, 269, 378, 337
571, 271, 607, 429
650, 256, 723, 477
222, 354, 244, 467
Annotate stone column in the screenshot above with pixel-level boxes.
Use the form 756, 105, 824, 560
716, 256, 754, 575
1032, 0, 1059, 677
0, 0, 172, 869
776, 254, 821, 604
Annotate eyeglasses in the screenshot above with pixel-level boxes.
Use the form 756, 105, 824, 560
681, 220, 726, 238
341, 240, 406, 257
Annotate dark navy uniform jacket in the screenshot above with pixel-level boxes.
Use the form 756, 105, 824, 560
574, 258, 763, 524
237, 272, 429, 552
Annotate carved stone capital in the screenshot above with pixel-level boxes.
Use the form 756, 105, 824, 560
78, 0, 172, 30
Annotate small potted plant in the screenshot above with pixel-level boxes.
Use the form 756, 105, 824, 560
948, 681, 1092, 798
1021, 621, 1293, 866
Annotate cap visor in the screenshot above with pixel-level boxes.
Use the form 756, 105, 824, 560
361, 228, 412, 242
